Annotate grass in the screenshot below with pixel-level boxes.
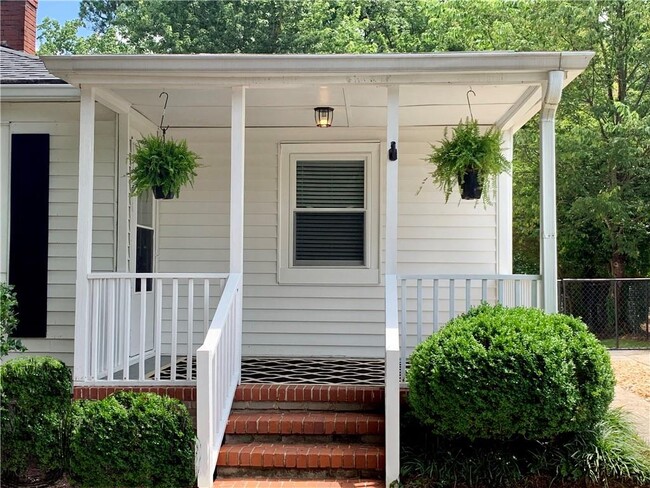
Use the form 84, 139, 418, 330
601, 337, 650, 349
401, 408, 650, 488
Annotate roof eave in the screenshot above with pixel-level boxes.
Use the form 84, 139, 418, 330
41, 51, 595, 88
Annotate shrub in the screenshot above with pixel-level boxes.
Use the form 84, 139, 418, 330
0, 282, 25, 357
0, 357, 71, 479
407, 304, 615, 440
69, 391, 196, 488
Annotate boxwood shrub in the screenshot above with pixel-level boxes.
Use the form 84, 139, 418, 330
0, 356, 72, 479
69, 391, 195, 488
407, 304, 615, 440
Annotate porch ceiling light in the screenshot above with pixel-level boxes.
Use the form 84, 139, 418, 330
314, 107, 334, 128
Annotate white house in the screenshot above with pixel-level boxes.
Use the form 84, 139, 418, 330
0, 3, 593, 485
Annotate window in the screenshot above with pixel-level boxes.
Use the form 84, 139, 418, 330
135, 191, 154, 292
294, 160, 365, 266
279, 143, 380, 285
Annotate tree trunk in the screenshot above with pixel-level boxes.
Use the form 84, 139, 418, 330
610, 252, 626, 278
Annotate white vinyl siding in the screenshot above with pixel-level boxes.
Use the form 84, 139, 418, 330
160, 128, 498, 358
1, 102, 117, 365
1, 108, 499, 362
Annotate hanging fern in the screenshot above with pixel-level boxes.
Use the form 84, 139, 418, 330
128, 135, 200, 199
425, 119, 510, 204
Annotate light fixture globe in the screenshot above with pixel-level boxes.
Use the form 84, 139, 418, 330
314, 107, 334, 128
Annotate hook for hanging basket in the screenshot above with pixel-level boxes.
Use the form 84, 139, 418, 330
159, 91, 170, 139
466, 87, 476, 121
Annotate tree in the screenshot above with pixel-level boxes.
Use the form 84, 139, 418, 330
511, 0, 650, 278
38, 18, 133, 54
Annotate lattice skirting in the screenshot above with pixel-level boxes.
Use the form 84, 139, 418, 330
151, 356, 385, 386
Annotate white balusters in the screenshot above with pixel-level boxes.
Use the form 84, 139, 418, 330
85, 273, 228, 384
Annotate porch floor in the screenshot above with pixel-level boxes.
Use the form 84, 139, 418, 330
154, 357, 385, 386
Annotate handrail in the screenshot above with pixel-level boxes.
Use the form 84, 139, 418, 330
399, 273, 541, 280
196, 273, 243, 488
88, 272, 229, 279
384, 274, 400, 485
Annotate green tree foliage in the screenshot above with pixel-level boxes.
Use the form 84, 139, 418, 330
38, 18, 133, 55
39, 0, 650, 277
511, 0, 650, 278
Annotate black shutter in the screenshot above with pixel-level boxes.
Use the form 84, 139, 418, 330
9, 134, 50, 338
294, 160, 365, 266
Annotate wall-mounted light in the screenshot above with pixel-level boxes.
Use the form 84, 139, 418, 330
314, 107, 334, 128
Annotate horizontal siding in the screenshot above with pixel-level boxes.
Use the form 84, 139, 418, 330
159, 127, 498, 358
1, 110, 500, 363
1, 102, 117, 364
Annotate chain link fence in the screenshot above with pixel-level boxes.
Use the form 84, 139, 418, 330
558, 278, 650, 349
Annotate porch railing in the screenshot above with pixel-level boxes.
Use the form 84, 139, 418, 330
196, 273, 243, 488
398, 274, 541, 381
85, 272, 228, 383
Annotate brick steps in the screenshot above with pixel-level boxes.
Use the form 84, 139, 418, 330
218, 443, 384, 470
216, 385, 385, 481
232, 384, 384, 411
226, 412, 385, 437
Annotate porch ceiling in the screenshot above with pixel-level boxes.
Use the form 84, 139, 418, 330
111, 84, 535, 129
42, 51, 594, 131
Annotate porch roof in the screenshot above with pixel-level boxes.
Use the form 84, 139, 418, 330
42, 51, 593, 131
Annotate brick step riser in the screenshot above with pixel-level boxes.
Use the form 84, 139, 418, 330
226, 411, 385, 436
235, 385, 384, 405
218, 443, 384, 472
232, 400, 382, 411
225, 433, 384, 445
216, 467, 384, 480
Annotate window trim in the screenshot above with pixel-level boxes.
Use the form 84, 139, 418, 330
133, 189, 157, 293
278, 142, 380, 285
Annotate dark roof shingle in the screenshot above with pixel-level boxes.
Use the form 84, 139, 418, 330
0, 46, 65, 84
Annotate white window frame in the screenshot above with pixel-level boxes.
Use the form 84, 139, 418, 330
278, 142, 380, 285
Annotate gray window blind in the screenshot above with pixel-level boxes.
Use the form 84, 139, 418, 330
296, 161, 364, 208
294, 160, 365, 266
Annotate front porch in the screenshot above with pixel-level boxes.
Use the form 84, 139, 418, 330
40, 52, 592, 486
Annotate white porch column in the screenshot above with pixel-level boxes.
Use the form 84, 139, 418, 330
540, 71, 564, 313
230, 86, 246, 274
230, 86, 246, 386
497, 129, 514, 274
116, 111, 131, 272
74, 87, 96, 382
384, 85, 400, 486
386, 86, 399, 276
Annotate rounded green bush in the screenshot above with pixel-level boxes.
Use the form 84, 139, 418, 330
69, 391, 196, 488
407, 304, 615, 440
0, 356, 72, 478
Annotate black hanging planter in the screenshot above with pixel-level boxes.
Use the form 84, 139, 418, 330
153, 186, 174, 200
459, 169, 482, 200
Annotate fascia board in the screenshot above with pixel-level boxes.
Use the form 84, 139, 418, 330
0, 84, 80, 101
42, 51, 594, 87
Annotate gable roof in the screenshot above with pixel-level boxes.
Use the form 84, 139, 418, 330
0, 46, 65, 84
